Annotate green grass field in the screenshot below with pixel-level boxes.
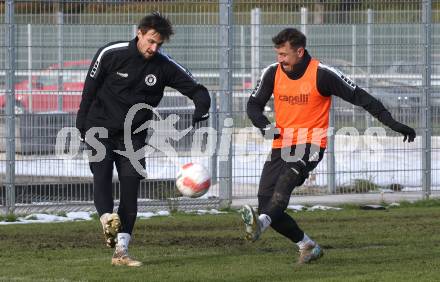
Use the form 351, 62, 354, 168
1, 202, 440, 282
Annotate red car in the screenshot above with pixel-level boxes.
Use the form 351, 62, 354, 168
0, 59, 91, 114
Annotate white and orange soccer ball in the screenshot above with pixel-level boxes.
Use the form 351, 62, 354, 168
176, 163, 211, 198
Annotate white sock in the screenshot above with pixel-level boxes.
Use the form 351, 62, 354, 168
116, 233, 131, 250
258, 214, 272, 232
296, 233, 315, 250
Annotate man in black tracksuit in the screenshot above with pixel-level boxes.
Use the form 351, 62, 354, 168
76, 13, 210, 267
240, 28, 415, 264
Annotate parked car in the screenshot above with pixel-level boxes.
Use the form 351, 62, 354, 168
323, 59, 424, 109
383, 58, 440, 84
0, 59, 197, 115
383, 59, 440, 106
0, 59, 201, 154
0, 60, 91, 114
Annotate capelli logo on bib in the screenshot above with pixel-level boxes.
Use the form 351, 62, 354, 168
145, 74, 157, 86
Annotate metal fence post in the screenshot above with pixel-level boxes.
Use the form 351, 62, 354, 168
240, 25, 245, 95
132, 24, 137, 37
351, 24, 356, 124
422, 0, 432, 199
57, 10, 64, 111
300, 7, 308, 35
57, 10, 64, 112
27, 23, 33, 112
251, 8, 260, 89
366, 8, 373, 128
209, 91, 218, 185
327, 97, 336, 194
5, 0, 16, 214
218, 0, 233, 208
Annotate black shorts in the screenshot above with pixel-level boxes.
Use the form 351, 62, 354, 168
88, 133, 147, 179
258, 143, 325, 196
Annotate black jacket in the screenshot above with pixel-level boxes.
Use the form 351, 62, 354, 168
247, 50, 398, 130
76, 37, 210, 135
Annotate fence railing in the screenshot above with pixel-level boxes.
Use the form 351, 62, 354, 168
1, 0, 438, 214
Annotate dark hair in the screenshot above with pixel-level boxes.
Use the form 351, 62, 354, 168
138, 12, 174, 41
272, 28, 306, 49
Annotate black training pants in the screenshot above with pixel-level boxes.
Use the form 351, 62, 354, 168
89, 134, 146, 235
257, 144, 325, 242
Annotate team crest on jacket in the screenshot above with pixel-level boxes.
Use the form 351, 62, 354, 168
145, 74, 157, 86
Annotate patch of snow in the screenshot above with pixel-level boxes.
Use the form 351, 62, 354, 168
378, 189, 395, 193
66, 211, 92, 220
22, 213, 71, 222
288, 205, 342, 211
287, 205, 307, 211
402, 187, 423, 192
136, 211, 170, 219
187, 209, 227, 215
307, 205, 342, 211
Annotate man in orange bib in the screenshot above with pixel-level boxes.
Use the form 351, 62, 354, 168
240, 28, 416, 264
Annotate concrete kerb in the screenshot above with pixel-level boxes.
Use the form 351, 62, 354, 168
231, 191, 440, 209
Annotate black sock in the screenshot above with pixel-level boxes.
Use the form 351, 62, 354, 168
270, 212, 304, 243
258, 195, 304, 243
118, 177, 140, 234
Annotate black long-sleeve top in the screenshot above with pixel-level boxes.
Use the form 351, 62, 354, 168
247, 50, 397, 130
76, 37, 210, 135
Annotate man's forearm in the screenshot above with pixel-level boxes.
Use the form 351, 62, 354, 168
246, 97, 271, 129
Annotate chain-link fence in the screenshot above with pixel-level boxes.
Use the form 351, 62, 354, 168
1, 0, 438, 214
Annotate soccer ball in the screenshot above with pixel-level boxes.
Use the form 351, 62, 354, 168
176, 163, 211, 198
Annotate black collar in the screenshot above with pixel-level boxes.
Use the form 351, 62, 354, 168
281, 50, 311, 80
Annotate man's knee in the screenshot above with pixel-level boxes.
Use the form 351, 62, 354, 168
270, 164, 307, 208
270, 191, 290, 210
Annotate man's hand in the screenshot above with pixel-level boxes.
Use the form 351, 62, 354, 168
79, 128, 86, 142
259, 124, 281, 140
391, 122, 416, 142
192, 112, 209, 127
